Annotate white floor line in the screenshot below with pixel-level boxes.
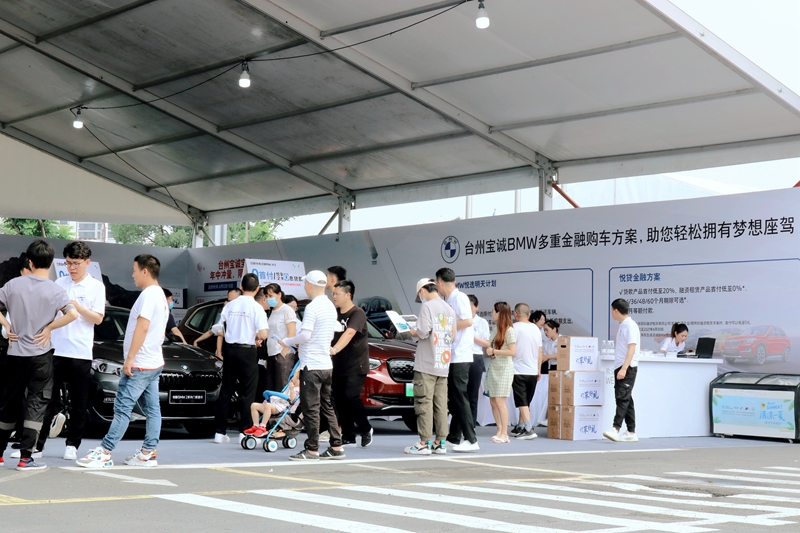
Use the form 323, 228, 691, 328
765, 467, 800, 472
253, 488, 563, 533
620, 475, 800, 496
491, 480, 799, 518
667, 471, 800, 486
574, 480, 713, 497
343, 485, 715, 533
84, 471, 177, 486
719, 468, 800, 478
156, 493, 415, 533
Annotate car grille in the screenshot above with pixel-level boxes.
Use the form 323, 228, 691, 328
725, 341, 740, 349
369, 394, 414, 406
159, 371, 221, 392
386, 358, 414, 383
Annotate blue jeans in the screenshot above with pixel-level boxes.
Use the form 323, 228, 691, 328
101, 367, 162, 452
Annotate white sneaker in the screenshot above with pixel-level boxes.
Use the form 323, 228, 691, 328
76, 447, 113, 468
213, 433, 230, 444
319, 431, 330, 442
620, 431, 639, 442
11, 449, 42, 459
603, 427, 621, 442
49, 412, 67, 439
404, 442, 432, 455
125, 449, 158, 467
453, 440, 480, 453
63, 446, 78, 461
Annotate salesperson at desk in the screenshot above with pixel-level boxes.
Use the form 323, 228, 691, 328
213, 273, 269, 444
659, 323, 690, 354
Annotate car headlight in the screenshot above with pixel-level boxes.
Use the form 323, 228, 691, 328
368, 357, 381, 370
743, 338, 757, 344
91, 359, 122, 375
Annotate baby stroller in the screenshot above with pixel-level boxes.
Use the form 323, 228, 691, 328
241, 361, 302, 453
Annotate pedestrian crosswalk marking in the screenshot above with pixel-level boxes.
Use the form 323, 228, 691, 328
720, 468, 800, 478
621, 474, 800, 495
667, 471, 800, 486
574, 479, 714, 497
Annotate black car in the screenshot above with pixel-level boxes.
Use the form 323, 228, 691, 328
88, 306, 223, 437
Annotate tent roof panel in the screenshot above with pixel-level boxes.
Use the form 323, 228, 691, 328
0, 0, 133, 36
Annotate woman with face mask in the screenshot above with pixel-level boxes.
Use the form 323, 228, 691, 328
265, 283, 298, 392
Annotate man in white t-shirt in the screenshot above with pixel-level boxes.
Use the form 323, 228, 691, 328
436, 268, 478, 452
37, 241, 105, 461
213, 273, 269, 444
467, 294, 490, 428
279, 270, 344, 461
604, 298, 641, 443
511, 303, 542, 440
77, 254, 168, 468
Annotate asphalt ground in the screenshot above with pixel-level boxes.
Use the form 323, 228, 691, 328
2, 420, 799, 533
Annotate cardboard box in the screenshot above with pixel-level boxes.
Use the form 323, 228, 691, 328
561, 406, 603, 440
556, 336, 599, 371
561, 371, 604, 406
548, 371, 562, 405
547, 404, 562, 439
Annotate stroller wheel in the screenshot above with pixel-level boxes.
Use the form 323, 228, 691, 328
283, 436, 297, 449
242, 435, 257, 450
264, 439, 279, 453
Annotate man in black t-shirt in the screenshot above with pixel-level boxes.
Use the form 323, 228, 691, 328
330, 280, 373, 448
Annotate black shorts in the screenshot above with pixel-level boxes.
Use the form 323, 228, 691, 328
512, 374, 537, 407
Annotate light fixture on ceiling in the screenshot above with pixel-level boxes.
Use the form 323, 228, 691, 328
476, 1, 490, 29
239, 61, 251, 88
72, 109, 84, 129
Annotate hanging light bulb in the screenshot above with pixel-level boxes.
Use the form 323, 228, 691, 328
239, 62, 251, 88
73, 109, 84, 129
476, 1, 490, 29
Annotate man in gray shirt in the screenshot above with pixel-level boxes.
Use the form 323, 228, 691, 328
0, 240, 78, 471
406, 278, 456, 455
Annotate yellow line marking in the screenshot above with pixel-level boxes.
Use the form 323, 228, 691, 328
0, 494, 153, 506
441, 458, 599, 477
210, 467, 351, 486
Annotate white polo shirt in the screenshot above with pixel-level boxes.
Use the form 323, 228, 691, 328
221, 295, 268, 345
446, 288, 475, 364
615, 316, 641, 368
298, 295, 337, 370
51, 274, 106, 360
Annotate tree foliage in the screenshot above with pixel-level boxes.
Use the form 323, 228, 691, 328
227, 219, 288, 244
1, 218, 74, 239
110, 224, 193, 248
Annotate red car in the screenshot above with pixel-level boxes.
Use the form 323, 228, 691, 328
722, 325, 791, 365
179, 298, 418, 431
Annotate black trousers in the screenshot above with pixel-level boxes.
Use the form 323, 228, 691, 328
267, 352, 299, 393
215, 343, 258, 434
0, 352, 53, 459
447, 361, 476, 444
38, 356, 92, 450
332, 373, 371, 441
613, 366, 638, 432
466, 353, 485, 427
300, 368, 341, 451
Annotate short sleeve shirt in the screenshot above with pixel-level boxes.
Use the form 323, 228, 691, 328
472, 315, 490, 354
512, 322, 542, 375
221, 295, 268, 345
0, 275, 72, 356
51, 274, 106, 360
490, 326, 517, 351
413, 298, 456, 377
332, 306, 369, 376
615, 316, 641, 368
123, 285, 169, 369
446, 289, 474, 364
298, 295, 337, 370
660, 337, 685, 352
267, 304, 298, 356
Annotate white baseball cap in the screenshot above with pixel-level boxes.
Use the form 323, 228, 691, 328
302, 270, 328, 287
415, 278, 435, 303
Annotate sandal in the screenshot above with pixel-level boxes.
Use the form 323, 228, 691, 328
491, 435, 504, 444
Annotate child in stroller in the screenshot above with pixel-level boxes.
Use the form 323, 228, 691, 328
241, 365, 302, 452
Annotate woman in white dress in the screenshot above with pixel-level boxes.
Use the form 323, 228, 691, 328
659, 323, 689, 353
530, 320, 560, 426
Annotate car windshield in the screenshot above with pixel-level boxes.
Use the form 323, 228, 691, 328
744, 326, 768, 336
95, 308, 174, 344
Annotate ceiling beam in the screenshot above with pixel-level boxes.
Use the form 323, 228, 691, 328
36, 0, 160, 43
295, 131, 471, 165
2, 90, 117, 127
81, 131, 205, 161
208, 195, 339, 226
0, 42, 20, 54
413, 32, 681, 89
0, 17, 351, 199
319, 1, 464, 38
147, 164, 275, 191
490, 87, 760, 132
132, 38, 306, 91
218, 88, 395, 131
0, 126, 195, 216
242, 0, 550, 170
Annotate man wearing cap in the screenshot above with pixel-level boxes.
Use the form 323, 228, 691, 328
279, 270, 344, 461
405, 278, 456, 455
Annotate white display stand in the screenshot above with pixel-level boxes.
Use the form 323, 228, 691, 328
599, 355, 721, 438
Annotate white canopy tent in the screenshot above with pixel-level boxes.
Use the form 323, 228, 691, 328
0, 0, 798, 238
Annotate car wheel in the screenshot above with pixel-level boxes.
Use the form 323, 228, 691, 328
401, 412, 417, 433
755, 344, 767, 365
784, 346, 790, 362
183, 421, 216, 438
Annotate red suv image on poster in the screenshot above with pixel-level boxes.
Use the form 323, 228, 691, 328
722, 325, 791, 365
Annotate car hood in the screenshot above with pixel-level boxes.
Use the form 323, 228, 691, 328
368, 338, 416, 357
724, 334, 766, 342
92, 341, 221, 372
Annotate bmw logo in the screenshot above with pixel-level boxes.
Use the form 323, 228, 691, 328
441, 236, 460, 263
181, 365, 189, 370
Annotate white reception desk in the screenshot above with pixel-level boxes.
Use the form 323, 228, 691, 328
599, 355, 721, 438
